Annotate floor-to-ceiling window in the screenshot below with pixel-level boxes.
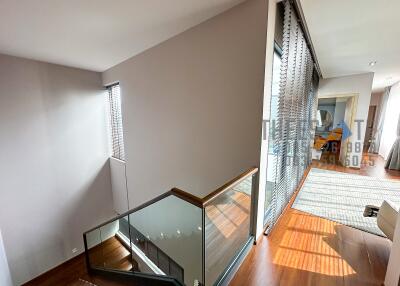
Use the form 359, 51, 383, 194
264, 48, 282, 224
263, 0, 319, 231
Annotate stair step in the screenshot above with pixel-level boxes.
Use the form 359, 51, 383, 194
104, 254, 133, 271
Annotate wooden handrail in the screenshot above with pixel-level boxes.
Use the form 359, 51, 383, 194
171, 166, 259, 207
201, 167, 258, 206
169, 188, 204, 208
84, 167, 258, 233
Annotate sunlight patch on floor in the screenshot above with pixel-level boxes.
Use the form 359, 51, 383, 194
273, 211, 357, 276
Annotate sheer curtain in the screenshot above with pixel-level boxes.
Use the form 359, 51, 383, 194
385, 114, 400, 170
266, 0, 319, 230
368, 87, 390, 153
380, 82, 400, 160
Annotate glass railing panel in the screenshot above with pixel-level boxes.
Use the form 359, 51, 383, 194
125, 195, 203, 286
85, 215, 134, 271
204, 175, 254, 286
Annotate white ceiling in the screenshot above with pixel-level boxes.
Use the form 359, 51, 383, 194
300, 0, 400, 91
0, 0, 244, 72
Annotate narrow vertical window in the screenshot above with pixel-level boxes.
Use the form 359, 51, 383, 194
106, 83, 125, 161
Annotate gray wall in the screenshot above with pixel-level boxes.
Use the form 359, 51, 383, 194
110, 157, 129, 214
102, 0, 268, 207
0, 54, 114, 285
0, 229, 12, 286
333, 101, 346, 129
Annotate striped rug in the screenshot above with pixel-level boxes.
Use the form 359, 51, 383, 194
292, 168, 400, 236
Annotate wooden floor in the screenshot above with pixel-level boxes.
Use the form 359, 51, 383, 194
230, 153, 400, 286
316, 153, 400, 180
24, 237, 136, 286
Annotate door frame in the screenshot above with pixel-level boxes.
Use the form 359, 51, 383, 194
317, 93, 359, 166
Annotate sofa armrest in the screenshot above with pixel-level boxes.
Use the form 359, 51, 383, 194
378, 200, 399, 241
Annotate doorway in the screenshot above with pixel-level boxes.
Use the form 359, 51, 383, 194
313, 94, 357, 166
364, 105, 377, 152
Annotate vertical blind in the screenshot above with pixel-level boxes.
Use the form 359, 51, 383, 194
267, 0, 319, 230
107, 83, 126, 161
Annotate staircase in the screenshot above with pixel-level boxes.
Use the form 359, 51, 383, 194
83, 167, 258, 286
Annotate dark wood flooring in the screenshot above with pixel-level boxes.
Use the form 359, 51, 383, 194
229, 153, 400, 286
24, 237, 136, 286
316, 153, 400, 179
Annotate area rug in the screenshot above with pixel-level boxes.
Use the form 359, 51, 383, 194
292, 168, 400, 236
